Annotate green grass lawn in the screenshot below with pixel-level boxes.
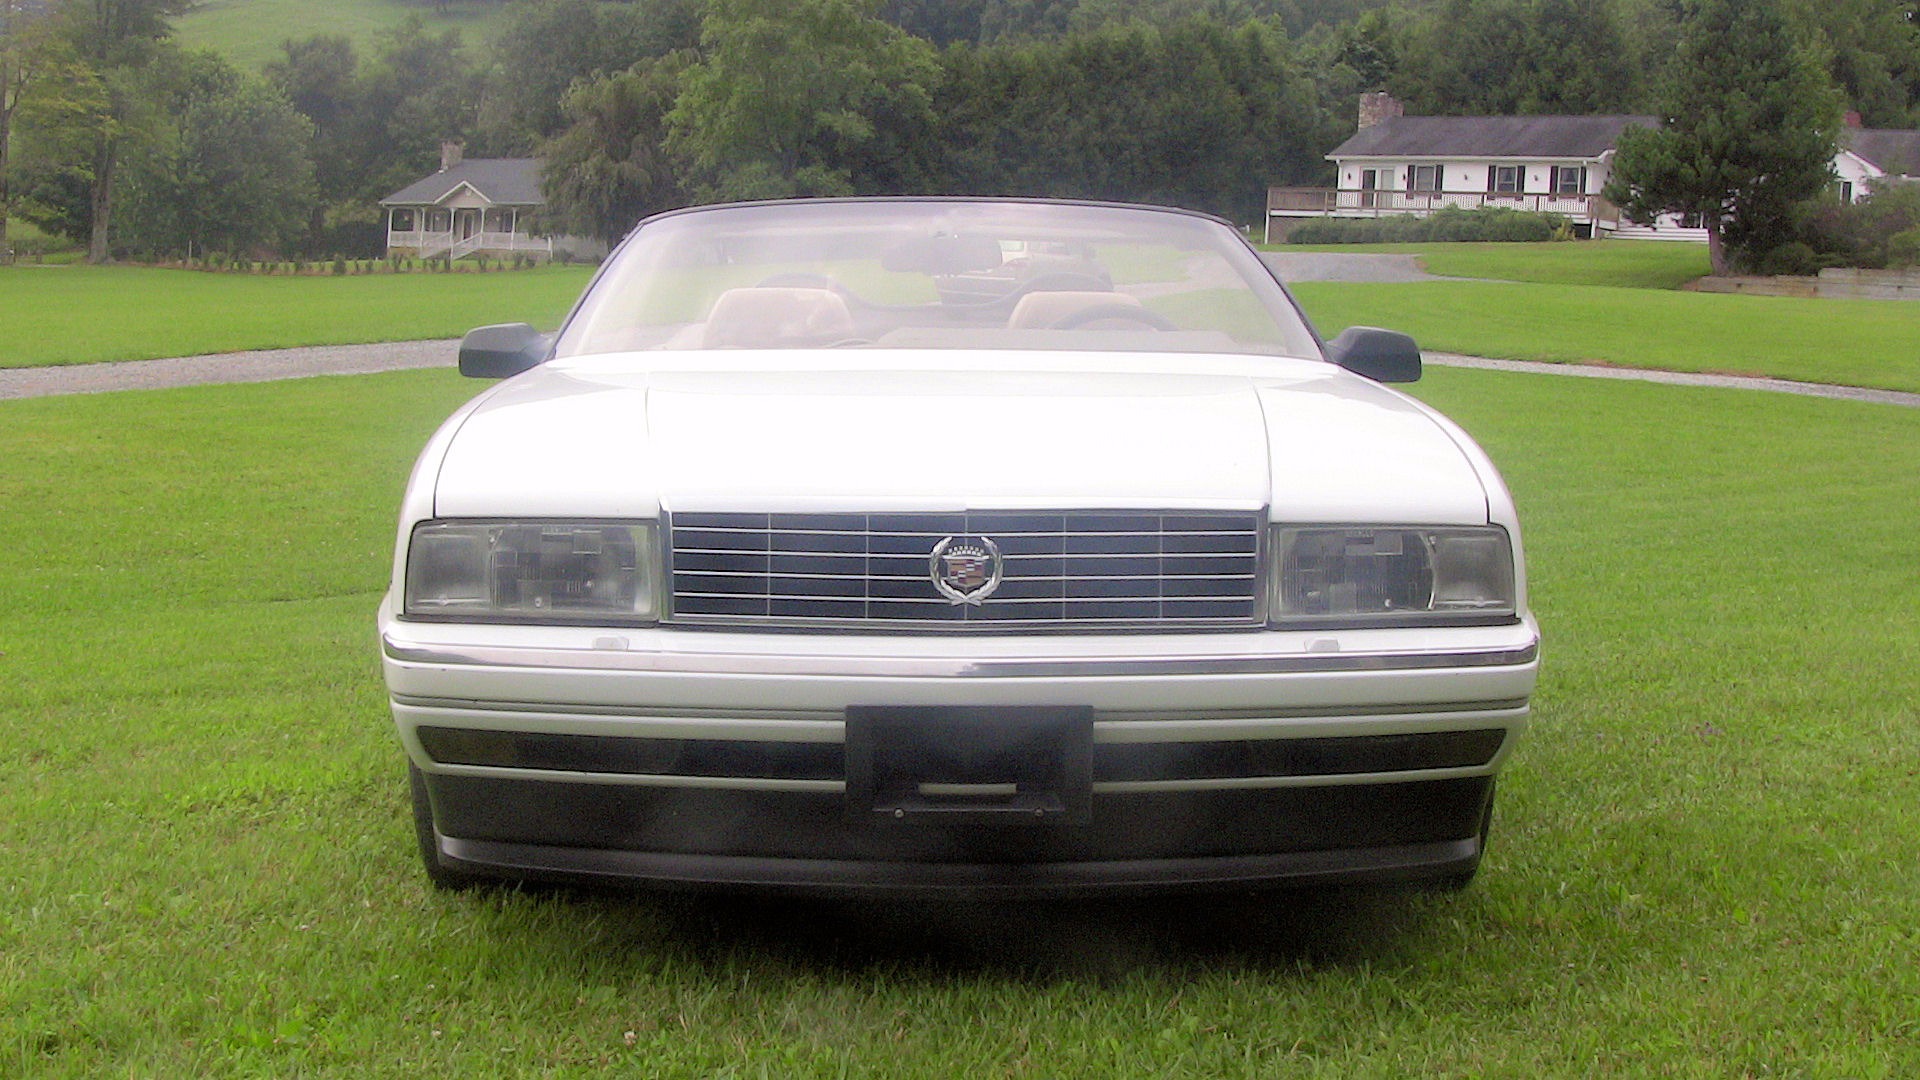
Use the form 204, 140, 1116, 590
3, 368, 1916, 1075
176, 0, 515, 70
1293, 280, 1920, 393
0, 265, 593, 368
1274, 240, 1713, 290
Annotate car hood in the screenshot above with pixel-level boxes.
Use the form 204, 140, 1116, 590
428, 351, 1491, 524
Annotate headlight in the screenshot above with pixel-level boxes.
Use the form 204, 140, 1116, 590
1270, 526, 1515, 628
404, 521, 659, 623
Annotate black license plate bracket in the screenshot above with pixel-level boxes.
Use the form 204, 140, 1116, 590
845, 706, 1094, 826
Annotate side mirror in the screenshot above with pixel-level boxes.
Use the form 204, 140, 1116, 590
458, 323, 549, 379
1326, 326, 1422, 383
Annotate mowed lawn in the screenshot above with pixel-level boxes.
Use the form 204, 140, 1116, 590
0, 265, 593, 368
2, 367, 1916, 1075
1292, 280, 1920, 393
1273, 239, 1920, 393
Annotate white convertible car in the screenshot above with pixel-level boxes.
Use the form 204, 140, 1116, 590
380, 198, 1539, 895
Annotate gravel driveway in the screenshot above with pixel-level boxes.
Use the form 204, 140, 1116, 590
0, 339, 459, 400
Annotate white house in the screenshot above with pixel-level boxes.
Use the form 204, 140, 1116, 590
1265, 93, 1706, 242
380, 143, 554, 260
1834, 121, 1920, 203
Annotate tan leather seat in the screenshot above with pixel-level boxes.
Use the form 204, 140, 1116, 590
1006, 290, 1142, 330
702, 287, 855, 348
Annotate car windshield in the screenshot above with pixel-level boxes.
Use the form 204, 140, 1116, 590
552, 200, 1322, 360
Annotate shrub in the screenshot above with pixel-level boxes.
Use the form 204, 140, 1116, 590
1888, 227, 1920, 269
1750, 241, 1819, 277
1800, 183, 1920, 268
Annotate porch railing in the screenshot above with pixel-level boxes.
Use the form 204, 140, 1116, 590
386, 229, 555, 259
1266, 187, 1621, 225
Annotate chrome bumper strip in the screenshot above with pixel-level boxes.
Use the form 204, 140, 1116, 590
415, 763, 1492, 794
382, 635, 1538, 679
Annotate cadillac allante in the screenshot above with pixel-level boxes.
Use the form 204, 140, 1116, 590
380, 198, 1540, 895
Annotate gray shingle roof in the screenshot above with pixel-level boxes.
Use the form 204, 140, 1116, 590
380, 158, 545, 207
1331, 115, 1660, 160
1845, 129, 1920, 177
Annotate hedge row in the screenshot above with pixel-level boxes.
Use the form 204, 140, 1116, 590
1285, 206, 1574, 245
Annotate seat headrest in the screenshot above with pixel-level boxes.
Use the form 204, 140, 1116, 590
703, 287, 855, 349
1007, 290, 1141, 330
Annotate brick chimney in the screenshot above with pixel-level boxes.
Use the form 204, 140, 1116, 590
1358, 92, 1404, 130
1844, 110, 1863, 129
439, 141, 464, 171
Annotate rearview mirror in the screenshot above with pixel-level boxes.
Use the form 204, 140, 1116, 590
1326, 326, 1422, 383
458, 323, 549, 379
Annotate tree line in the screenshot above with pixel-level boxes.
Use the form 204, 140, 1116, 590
3, 0, 1917, 268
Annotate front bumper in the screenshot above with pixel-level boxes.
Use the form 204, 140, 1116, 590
382, 610, 1538, 893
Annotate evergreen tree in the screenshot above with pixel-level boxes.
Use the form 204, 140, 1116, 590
1604, 0, 1842, 274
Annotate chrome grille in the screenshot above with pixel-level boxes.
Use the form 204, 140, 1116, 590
668, 511, 1264, 630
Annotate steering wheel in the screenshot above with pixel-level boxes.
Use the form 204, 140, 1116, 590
1048, 305, 1179, 331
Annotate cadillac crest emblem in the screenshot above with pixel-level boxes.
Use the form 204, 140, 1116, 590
929, 535, 1003, 606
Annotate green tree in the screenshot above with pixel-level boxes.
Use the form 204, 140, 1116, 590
538, 50, 691, 241
1604, 0, 1842, 274
1793, 0, 1920, 126
1389, 0, 1642, 115
264, 34, 368, 253
266, 21, 490, 256
485, 0, 698, 145
55, 0, 190, 262
879, 0, 990, 43
667, 0, 939, 200
358, 18, 478, 190
117, 51, 317, 258
2, 0, 82, 254
936, 16, 1330, 222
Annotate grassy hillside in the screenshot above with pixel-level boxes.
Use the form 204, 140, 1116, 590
175, 0, 514, 70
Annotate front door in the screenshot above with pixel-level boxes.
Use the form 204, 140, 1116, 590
1360, 168, 1382, 209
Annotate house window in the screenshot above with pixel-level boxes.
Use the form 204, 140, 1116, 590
1839, 181, 1855, 203
1488, 165, 1522, 196
391, 208, 416, 232
1408, 165, 1442, 193
1551, 166, 1587, 196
